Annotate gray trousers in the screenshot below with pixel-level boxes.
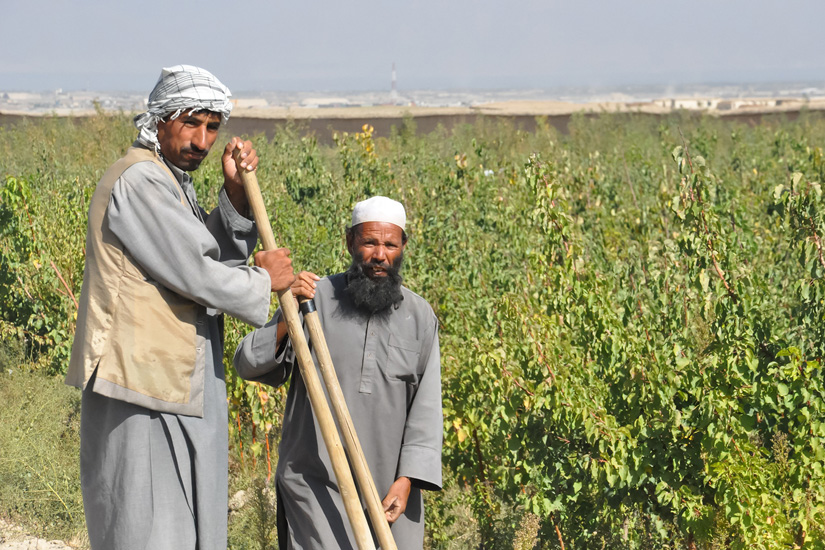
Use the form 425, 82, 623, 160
80, 361, 228, 550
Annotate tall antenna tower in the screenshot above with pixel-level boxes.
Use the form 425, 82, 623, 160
390, 62, 399, 102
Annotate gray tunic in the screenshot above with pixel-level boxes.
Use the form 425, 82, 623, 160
80, 157, 271, 550
234, 273, 442, 550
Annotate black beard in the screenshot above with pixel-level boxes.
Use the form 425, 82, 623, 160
344, 252, 404, 314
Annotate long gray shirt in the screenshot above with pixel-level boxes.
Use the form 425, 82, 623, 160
234, 273, 443, 550
80, 155, 271, 550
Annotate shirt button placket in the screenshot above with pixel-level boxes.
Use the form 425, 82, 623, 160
360, 317, 375, 394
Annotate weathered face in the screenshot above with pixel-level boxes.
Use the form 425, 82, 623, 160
346, 222, 406, 279
156, 111, 221, 171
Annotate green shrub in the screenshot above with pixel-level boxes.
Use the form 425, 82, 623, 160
3, 111, 825, 547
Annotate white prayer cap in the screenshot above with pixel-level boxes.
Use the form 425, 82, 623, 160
133, 65, 233, 152
351, 196, 406, 231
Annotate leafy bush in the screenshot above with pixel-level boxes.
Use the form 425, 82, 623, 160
2, 111, 825, 548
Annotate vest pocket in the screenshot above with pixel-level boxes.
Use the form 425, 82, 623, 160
99, 273, 197, 404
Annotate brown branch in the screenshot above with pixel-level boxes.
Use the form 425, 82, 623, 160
553, 516, 566, 550
623, 158, 638, 208
251, 423, 258, 469
679, 131, 738, 300
809, 217, 825, 270
16, 275, 33, 301
520, 299, 556, 384
22, 196, 37, 247
500, 361, 534, 397
50, 260, 78, 310
472, 429, 488, 484
707, 242, 735, 297
265, 435, 272, 483
677, 130, 696, 202
538, 165, 571, 255
495, 317, 535, 396
552, 219, 570, 254
235, 412, 245, 468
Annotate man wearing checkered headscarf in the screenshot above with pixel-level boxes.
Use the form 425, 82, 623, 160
67, 66, 295, 550
133, 64, 234, 152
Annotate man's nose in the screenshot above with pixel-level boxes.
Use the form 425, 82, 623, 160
191, 126, 209, 151
372, 246, 387, 262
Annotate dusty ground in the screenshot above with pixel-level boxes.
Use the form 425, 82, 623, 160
0, 520, 76, 550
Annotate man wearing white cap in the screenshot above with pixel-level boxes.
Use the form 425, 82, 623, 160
235, 196, 443, 550
66, 65, 295, 549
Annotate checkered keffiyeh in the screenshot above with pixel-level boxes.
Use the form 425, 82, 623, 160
133, 65, 233, 152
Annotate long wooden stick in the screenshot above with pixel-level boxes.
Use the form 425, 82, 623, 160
236, 162, 376, 550
303, 307, 399, 550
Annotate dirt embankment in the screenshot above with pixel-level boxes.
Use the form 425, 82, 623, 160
3, 98, 825, 145
222, 98, 825, 143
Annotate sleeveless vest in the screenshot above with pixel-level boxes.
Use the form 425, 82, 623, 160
66, 145, 207, 416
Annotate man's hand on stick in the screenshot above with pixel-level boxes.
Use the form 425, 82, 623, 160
255, 249, 295, 292
291, 270, 321, 300
222, 137, 258, 214
275, 270, 320, 348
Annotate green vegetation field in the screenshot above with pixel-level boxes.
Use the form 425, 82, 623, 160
2, 110, 825, 549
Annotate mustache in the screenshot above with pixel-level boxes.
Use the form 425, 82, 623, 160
181, 144, 208, 156
365, 258, 389, 269
355, 251, 403, 274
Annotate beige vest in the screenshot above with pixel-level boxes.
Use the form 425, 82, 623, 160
66, 146, 207, 416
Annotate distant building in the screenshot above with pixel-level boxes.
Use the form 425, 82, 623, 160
652, 98, 720, 110
300, 97, 352, 108
4, 92, 40, 102
652, 96, 788, 112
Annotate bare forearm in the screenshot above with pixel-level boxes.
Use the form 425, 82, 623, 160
276, 318, 289, 349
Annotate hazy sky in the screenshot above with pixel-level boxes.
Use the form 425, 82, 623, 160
2, 0, 823, 92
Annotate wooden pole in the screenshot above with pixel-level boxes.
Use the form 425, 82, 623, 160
303, 306, 399, 550
236, 161, 376, 550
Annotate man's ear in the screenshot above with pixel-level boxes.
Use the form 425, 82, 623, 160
346, 226, 358, 256
345, 228, 354, 256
